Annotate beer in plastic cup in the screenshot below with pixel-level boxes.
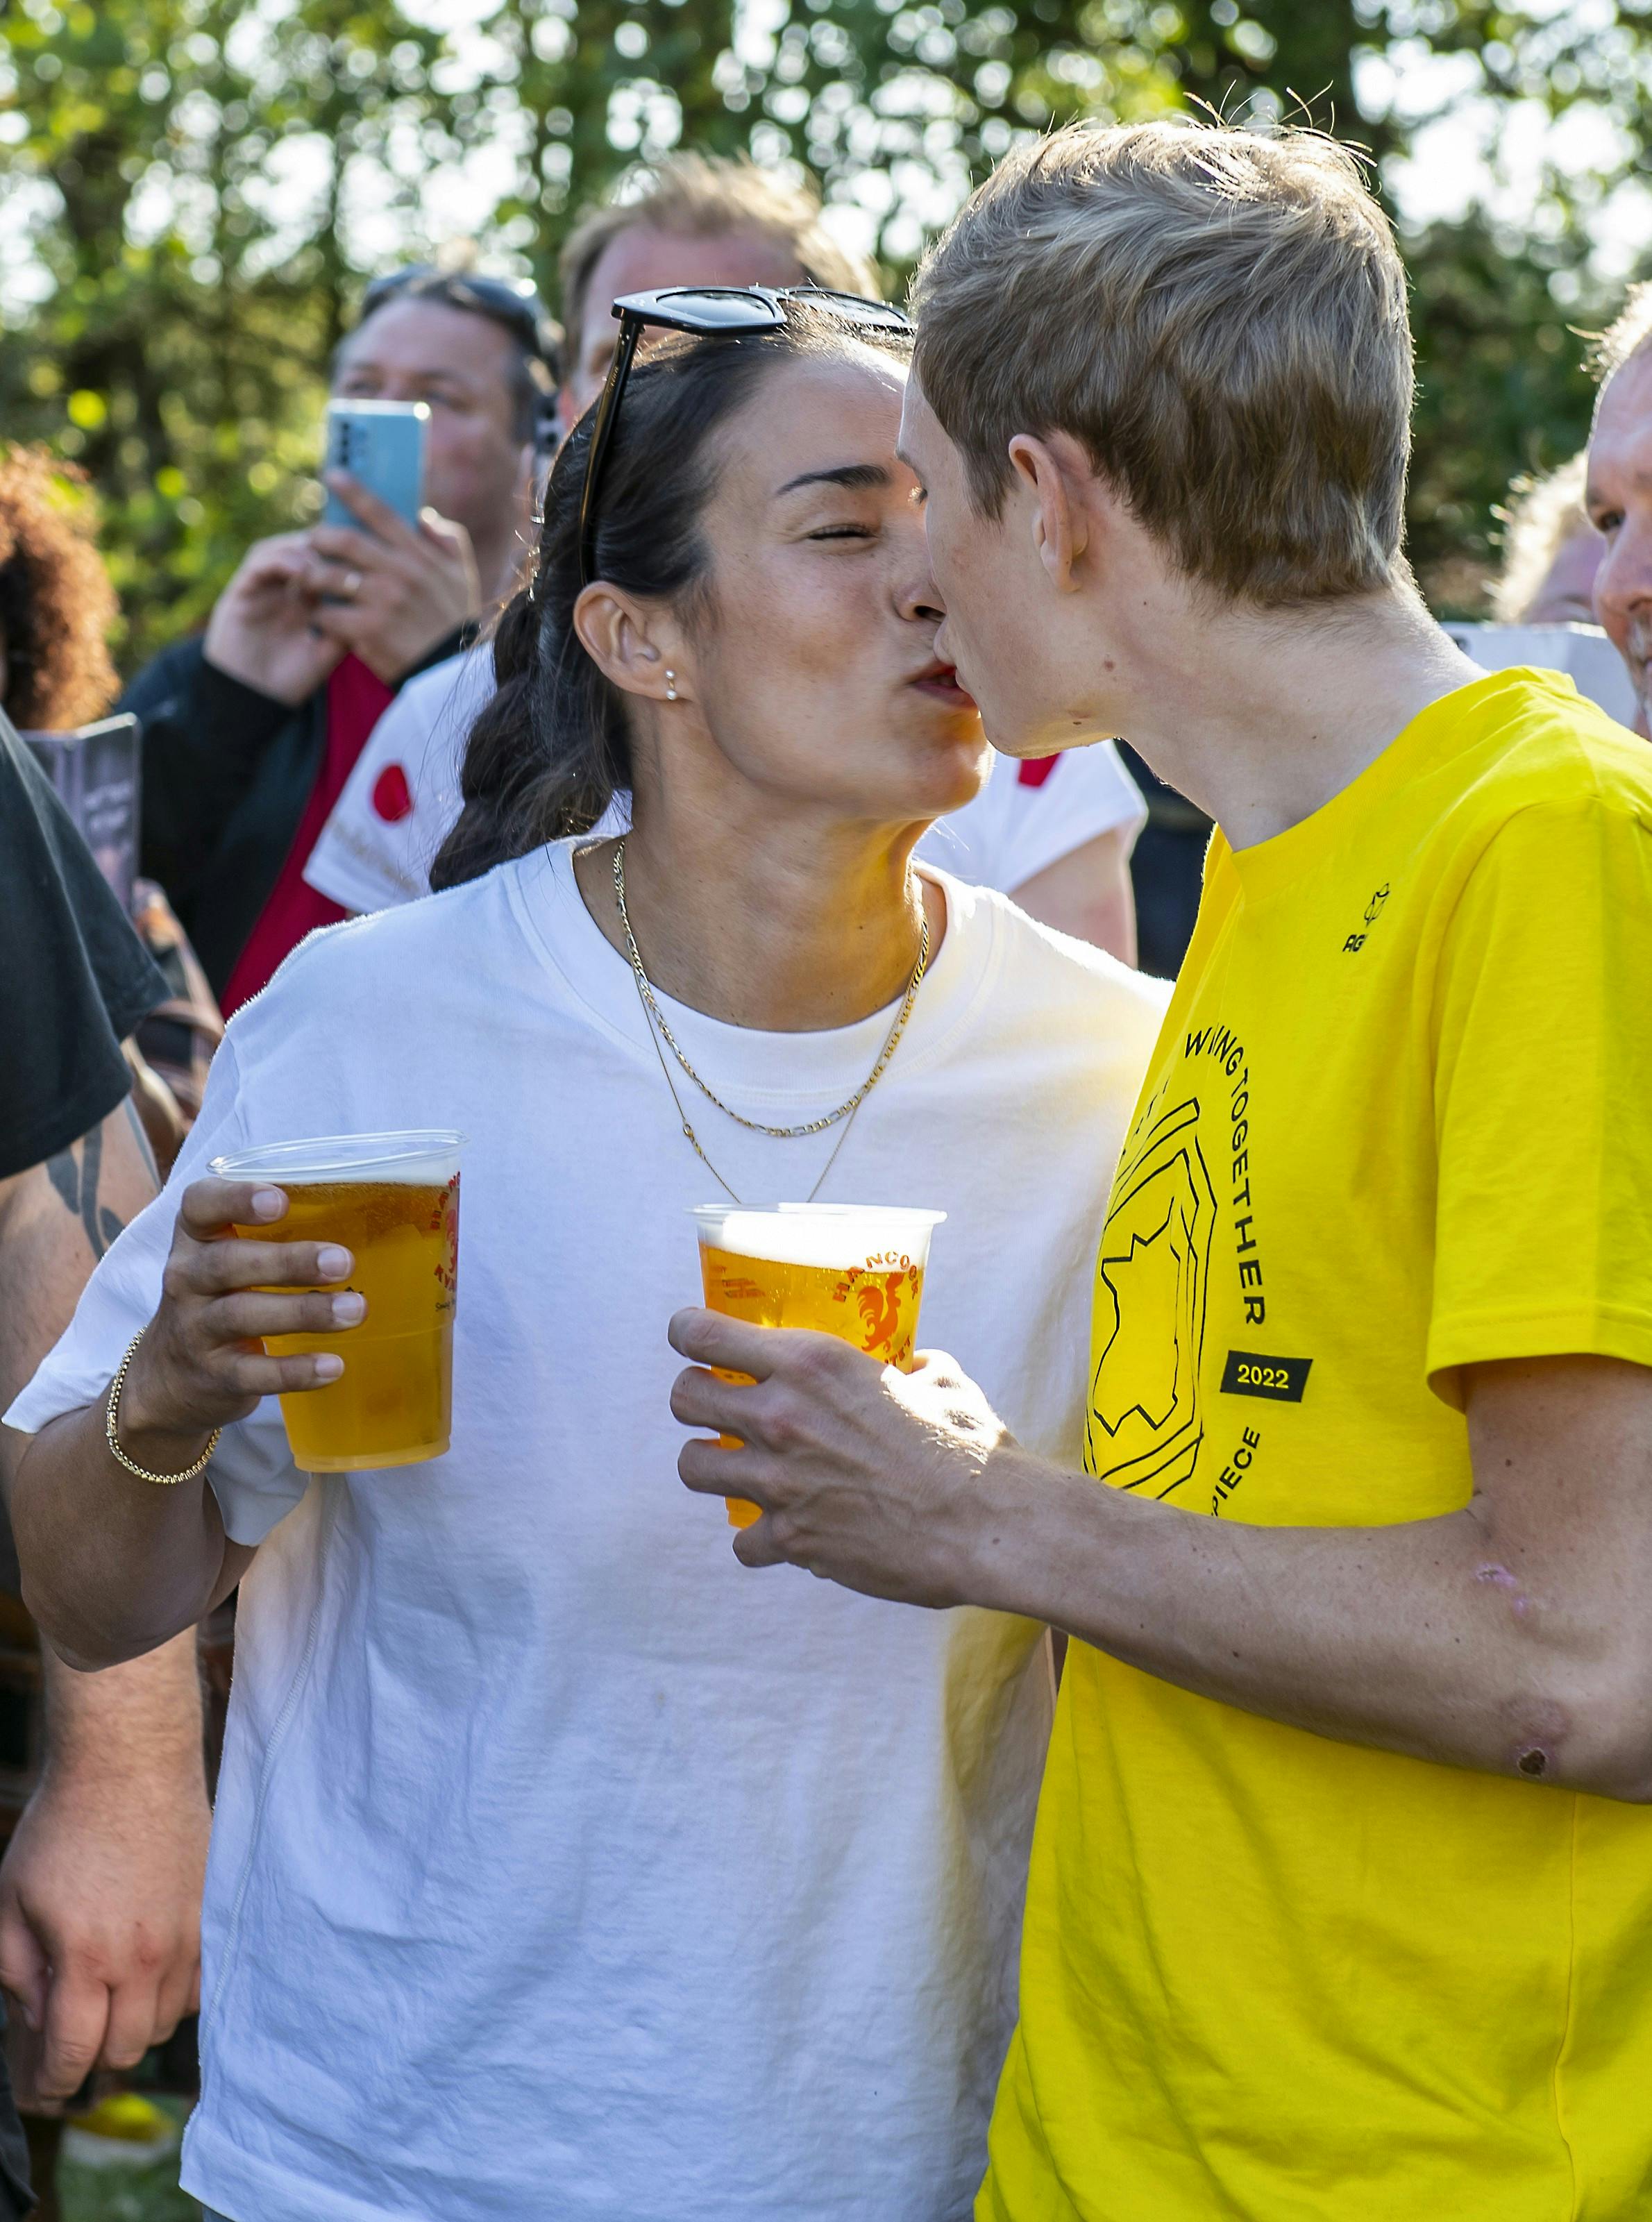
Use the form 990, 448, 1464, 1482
212, 1130, 464, 1472
689, 1202, 945, 1527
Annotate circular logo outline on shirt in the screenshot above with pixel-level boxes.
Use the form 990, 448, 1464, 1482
1086, 1095, 1215, 1498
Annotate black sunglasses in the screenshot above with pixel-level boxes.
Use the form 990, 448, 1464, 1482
360, 265, 557, 368
575, 285, 912, 589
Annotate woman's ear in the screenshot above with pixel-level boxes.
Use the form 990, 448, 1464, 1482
571, 584, 689, 706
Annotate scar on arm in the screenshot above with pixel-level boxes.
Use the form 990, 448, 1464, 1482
1474, 1562, 1532, 1619
1476, 1567, 1560, 1781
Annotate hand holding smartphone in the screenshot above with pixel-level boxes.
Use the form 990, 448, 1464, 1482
322, 401, 429, 532
306, 399, 480, 682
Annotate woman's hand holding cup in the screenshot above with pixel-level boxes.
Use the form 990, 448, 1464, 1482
116, 1179, 363, 1462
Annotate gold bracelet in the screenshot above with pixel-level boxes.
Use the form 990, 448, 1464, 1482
105, 1329, 220, 1486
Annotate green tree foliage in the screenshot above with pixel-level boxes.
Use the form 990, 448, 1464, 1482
0, 0, 469, 659
0, 0, 1642, 666
1408, 211, 1607, 598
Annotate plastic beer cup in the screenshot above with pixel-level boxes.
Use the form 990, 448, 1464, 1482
689, 1202, 945, 1527
212, 1130, 464, 1472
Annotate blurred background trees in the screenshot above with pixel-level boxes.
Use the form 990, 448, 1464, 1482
0, 0, 1642, 666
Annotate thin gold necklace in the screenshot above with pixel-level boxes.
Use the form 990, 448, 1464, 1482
612, 838, 930, 1202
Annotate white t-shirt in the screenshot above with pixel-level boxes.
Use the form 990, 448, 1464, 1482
302, 646, 1146, 914
10, 848, 1167, 2222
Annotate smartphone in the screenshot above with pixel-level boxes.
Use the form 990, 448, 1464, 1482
322, 401, 429, 534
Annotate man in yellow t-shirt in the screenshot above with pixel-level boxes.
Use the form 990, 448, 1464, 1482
668, 119, 1652, 2220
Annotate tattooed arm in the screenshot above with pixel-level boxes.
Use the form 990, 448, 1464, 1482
34, 1097, 147, 1266
0, 1093, 210, 2109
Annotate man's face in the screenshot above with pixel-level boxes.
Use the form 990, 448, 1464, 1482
332, 298, 528, 550
1522, 525, 1604, 627
897, 377, 1100, 757
559, 226, 810, 432
1587, 349, 1652, 731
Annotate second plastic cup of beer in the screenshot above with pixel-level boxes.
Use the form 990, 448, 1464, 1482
689, 1202, 945, 1527
212, 1130, 464, 1472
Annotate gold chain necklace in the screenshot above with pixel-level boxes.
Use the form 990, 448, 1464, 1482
612, 839, 930, 1203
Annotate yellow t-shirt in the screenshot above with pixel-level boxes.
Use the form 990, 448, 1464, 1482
982, 671, 1652, 2221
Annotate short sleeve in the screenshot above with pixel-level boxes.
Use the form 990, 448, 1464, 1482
303, 648, 494, 913
0, 715, 167, 1176
995, 741, 1147, 893
3, 1034, 308, 1547
1426, 794, 1652, 1397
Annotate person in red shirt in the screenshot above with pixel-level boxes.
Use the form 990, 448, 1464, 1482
122, 268, 555, 1011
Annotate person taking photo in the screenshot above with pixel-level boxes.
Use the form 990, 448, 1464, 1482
123, 267, 556, 1013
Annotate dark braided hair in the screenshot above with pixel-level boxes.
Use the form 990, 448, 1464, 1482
429, 307, 911, 892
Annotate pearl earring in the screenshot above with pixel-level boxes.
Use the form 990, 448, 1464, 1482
665, 670, 678, 701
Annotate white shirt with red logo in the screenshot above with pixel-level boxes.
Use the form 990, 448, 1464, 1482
303, 649, 1145, 916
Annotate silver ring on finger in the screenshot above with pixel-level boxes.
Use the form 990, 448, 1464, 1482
341, 567, 364, 600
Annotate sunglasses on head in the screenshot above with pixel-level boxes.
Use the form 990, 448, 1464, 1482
575, 284, 912, 589
359, 265, 556, 368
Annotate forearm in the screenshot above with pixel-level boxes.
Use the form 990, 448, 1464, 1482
675, 1327, 1652, 1801
40, 1629, 205, 1794
4, 1631, 211, 2105
979, 1454, 1640, 1796
0, 1109, 225, 1665
10, 1168, 346, 1666
15, 1402, 235, 1671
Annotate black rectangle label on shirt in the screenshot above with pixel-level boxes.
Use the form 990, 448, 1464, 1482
1220, 1350, 1313, 1402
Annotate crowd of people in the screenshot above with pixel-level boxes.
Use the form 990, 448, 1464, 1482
0, 111, 1649, 2222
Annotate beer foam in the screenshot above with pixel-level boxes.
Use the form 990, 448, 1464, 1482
280, 1159, 453, 1188
212, 1130, 464, 1186
691, 1205, 943, 1271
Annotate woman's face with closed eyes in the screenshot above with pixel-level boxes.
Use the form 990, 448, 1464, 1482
648, 346, 988, 829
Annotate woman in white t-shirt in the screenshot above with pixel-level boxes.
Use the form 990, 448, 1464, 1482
9, 301, 1165, 2222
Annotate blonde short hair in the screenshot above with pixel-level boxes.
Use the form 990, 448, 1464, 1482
559, 154, 878, 374
1594, 283, 1652, 384
910, 119, 1413, 606
1491, 453, 1592, 623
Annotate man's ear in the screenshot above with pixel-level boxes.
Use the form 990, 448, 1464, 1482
572, 584, 686, 705
1006, 432, 1095, 591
